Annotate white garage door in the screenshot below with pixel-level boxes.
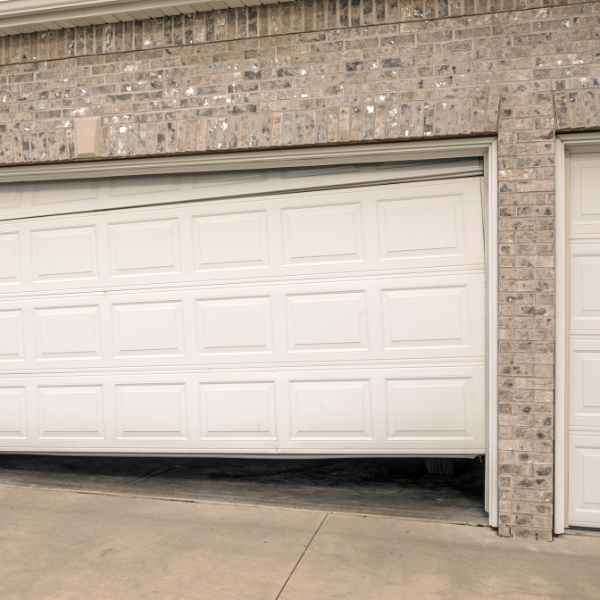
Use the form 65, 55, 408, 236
569, 153, 600, 527
0, 162, 485, 455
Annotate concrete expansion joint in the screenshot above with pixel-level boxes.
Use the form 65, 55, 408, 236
275, 514, 328, 600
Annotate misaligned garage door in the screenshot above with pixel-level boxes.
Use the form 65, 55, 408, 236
0, 164, 485, 455
568, 153, 600, 528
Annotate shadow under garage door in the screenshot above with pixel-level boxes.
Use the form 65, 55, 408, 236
0, 454, 488, 525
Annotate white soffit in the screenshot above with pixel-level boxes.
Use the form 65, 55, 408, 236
0, 0, 290, 36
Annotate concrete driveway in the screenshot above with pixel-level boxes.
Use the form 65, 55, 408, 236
1, 484, 600, 600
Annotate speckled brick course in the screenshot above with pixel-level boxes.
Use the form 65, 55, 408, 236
1, 0, 600, 541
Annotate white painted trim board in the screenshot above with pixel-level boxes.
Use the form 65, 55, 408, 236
0, 138, 495, 183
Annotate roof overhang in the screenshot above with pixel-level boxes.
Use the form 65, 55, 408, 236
0, 0, 286, 35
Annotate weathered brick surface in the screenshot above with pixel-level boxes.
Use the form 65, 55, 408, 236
1, 0, 600, 539
0, 0, 594, 67
554, 89, 600, 130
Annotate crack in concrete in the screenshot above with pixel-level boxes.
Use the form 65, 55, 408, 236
275, 513, 328, 600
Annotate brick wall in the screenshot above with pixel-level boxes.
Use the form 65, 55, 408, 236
1, 0, 600, 541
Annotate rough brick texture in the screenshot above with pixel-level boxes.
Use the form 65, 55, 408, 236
554, 89, 600, 130
1, 0, 600, 541
1, 0, 594, 66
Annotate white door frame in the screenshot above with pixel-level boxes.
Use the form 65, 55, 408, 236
554, 132, 600, 533
0, 137, 499, 527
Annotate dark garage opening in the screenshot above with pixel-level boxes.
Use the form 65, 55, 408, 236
0, 455, 487, 526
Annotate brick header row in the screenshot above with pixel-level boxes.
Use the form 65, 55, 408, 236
2, 67, 600, 166
0, 0, 593, 67
0, 96, 501, 164
4, 89, 600, 166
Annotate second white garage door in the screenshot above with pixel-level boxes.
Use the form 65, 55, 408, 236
568, 153, 600, 527
0, 169, 485, 455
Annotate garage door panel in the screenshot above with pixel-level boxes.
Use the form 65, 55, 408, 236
109, 174, 182, 197
35, 304, 103, 362
570, 156, 600, 236
31, 179, 101, 206
200, 381, 277, 442
0, 387, 27, 440
32, 225, 98, 283
570, 344, 600, 429
569, 435, 600, 527
0, 309, 24, 362
0, 178, 484, 296
0, 232, 21, 285
386, 374, 479, 442
197, 296, 274, 356
109, 218, 182, 278
0, 273, 483, 371
0, 297, 107, 369
570, 243, 600, 331
379, 195, 460, 259
0, 378, 111, 448
112, 300, 185, 359
285, 290, 368, 353
0, 161, 484, 221
375, 182, 482, 266
193, 210, 270, 272
38, 385, 104, 440
380, 273, 484, 358
116, 383, 188, 441
569, 153, 600, 529
0, 183, 21, 211
0, 367, 484, 453
278, 273, 482, 361
0, 376, 198, 450
0, 176, 485, 456
281, 366, 484, 451
289, 379, 373, 442
382, 283, 476, 352
282, 202, 364, 266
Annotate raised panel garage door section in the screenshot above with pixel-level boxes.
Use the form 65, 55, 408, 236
569, 154, 600, 528
0, 168, 485, 455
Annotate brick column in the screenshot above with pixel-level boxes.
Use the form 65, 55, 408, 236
497, 91, 556, 541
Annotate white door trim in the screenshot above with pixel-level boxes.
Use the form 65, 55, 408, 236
485, 138, 499, 529
0, 138, 495, 183
555, 136, 567, 534
555, 132, 600, 533
0, 136, 499, 527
